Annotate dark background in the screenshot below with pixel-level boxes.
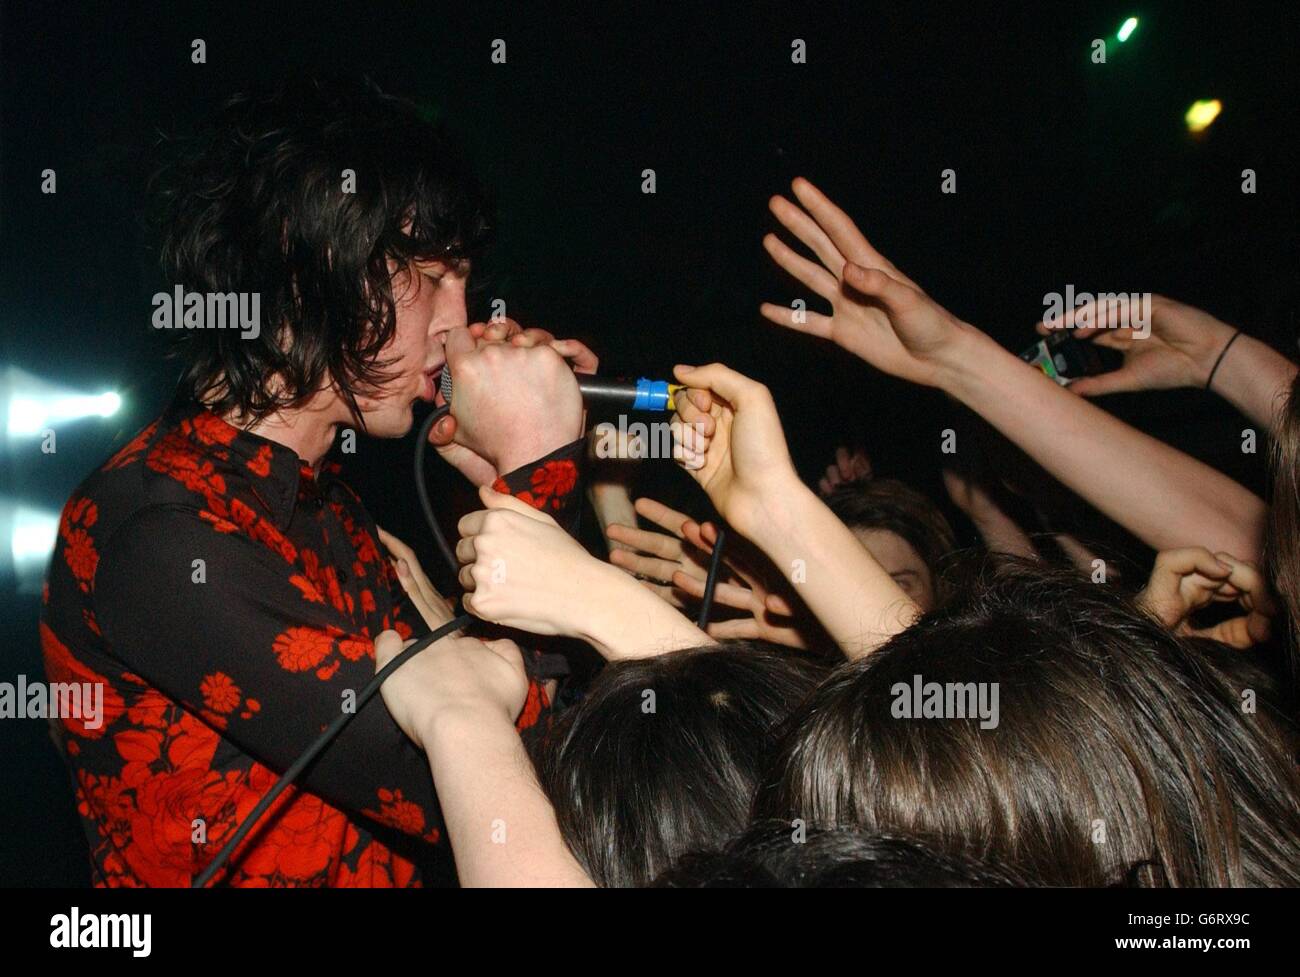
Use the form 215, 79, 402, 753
1, 0, 1296, 885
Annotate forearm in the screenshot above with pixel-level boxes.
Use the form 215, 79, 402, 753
578, 562, 714, 659
1209, 331, 1297, 434
424, 710, 594, 888
1052, 532, 1101, 575
946, 334, 1266, 561
738, 477, 920, 659
964, 500, 1038, 560
588, 481, 638, 553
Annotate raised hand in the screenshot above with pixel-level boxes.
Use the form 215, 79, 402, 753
819, 445, 873, 495
1137, 547, 1276, 649
761, 178, 980, 389
668, 362, 801, 534
669, 519, 812, 649
605, 496, 717, 609
1035, 294, 1238, 397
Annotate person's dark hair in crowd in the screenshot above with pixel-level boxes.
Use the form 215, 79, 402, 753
653, 821, 1030, 888
152, 74, 492, 424
532, 643, 828, 887
824, 481, 957, 610
754, 560, 1300, 887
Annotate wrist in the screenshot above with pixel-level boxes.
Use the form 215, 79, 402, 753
575, 561, 652, 657
944, 327, 1037, 405
578, 561, 703, 659
736, 471, 819, 545
421, 701, 515, 755
933, 324, 1005, 399
495, 428, 581, 478
1186, 313, 1238, 385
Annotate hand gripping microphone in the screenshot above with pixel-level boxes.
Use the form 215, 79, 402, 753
440, 368, 681, 412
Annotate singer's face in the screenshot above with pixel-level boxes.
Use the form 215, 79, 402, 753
353, 257, 468, 437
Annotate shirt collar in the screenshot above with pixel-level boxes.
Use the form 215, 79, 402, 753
166, 398, 318, 530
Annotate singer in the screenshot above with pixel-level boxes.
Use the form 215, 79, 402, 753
39, 77, 594, 887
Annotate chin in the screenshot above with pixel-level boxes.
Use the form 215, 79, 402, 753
364, 406, 415, 439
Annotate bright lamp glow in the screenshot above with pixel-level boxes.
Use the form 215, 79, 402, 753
1185, 99, 1223, 133
11, 506, 59, 568
1117, 17, 1139, 42
7, 391, 122, 437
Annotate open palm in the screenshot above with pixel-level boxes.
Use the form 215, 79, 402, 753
760, 177, 973, 389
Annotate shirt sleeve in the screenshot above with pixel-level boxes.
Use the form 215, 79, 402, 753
95, 504, 446, 847
491, 438, 586, 704
492, 438, 585, 536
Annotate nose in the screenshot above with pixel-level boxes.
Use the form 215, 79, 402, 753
430, 281, 469, 342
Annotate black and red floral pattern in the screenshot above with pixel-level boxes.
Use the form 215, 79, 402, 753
40, 399, 584, 887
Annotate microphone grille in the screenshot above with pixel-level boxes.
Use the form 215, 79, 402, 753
439, 367, 454, 403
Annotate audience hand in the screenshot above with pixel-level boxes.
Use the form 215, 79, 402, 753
760, 177, 984, 390
669, 362, 801, 534
819, 445, 872, 495
373, 629, 527, 751
377, 526, 457, 629
1137, 547, 1276, 649
1035, 295, 1238, 397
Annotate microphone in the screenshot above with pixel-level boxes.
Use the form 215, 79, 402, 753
439, 367, 681, 412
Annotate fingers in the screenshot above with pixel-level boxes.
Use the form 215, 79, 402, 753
705, 618, 764, 641
1215, 553, 1278, 619
373, 629, 406, 670
1063, 372, 1141, 398
633, 496, 692, 537
763, 232, 841, 302
759, 300, 837, 340
456, 509, 487, 539
1036, 295, 1141, 336
472, 319, 526, 344
789, 177, 923, 291
458, 562, 478, 592
477, 483, 555, 523
1154, 547, 1232, 581
548, 338, 600, 374
686, 386, 712, 412
764, 590, 796, 616
605, 522, 685, 559
768, 193, 847, 276
610, 547, 692, 584
377, 526, 413, 563
428, 413, 458, 446
673, 387, 717, 440
758, 301, 834, 340
670, 570, 755, 612
509, 326, 556, 347
672, 362, 771, 410
443, 325, 476, 372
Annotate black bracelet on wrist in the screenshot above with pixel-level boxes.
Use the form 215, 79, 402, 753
1206, 329, 1243, 391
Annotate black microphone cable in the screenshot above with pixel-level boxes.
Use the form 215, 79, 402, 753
415, 404, 459, 574
192, 611, 471, 888
195, 394, 726, 886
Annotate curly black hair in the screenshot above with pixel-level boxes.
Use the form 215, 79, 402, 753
151, 75, 492, 423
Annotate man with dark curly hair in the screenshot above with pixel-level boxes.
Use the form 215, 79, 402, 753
40, 77, 592, 887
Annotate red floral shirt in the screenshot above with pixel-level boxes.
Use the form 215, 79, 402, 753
40, 399, 583, 887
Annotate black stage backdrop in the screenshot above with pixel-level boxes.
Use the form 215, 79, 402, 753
1, 0, 1296, 886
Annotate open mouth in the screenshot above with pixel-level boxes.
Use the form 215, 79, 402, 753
419, 366, 443, 404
